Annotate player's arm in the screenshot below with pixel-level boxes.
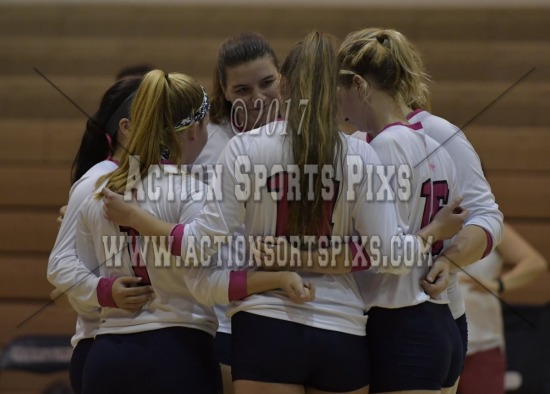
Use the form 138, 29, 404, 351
184, 268, 314, 306
254, 142, 465, 275
253, 197, 464, 275
103, 138, 246, 263
461, 223, 547, 293
436, 127, 503, 270
48, 184, 107, 311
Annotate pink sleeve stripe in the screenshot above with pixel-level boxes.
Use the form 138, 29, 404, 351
349, 242, 371, 272
97, 277, 117, 308
228, 271, 248, 301
170, 224, 184, 256
481, 229, 494, 259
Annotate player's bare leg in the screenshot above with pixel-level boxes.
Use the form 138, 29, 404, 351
233, 380, 304, 394
220, 363, 234, 394
306, 384, 369, 394
441, 378, 459, 394
373, 390, 440, 394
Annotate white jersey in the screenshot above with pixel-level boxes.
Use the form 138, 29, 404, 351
194, 122, 236, 173
352, 123, 460, 310
77, 166, 229, 337
48, 160, 118, 347
409, 110, 504, 318
194, 121, 241, 334
174, 120, 431, 336
459, 250, 504, 354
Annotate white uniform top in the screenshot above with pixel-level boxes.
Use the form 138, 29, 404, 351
76, 166, 229, 337
48, 160, 118, 347
194, 122, 236, 172
175, 120, 430, 336
352, 123, 460, 310
459, 251, 504, 354
194, 121, 241, 334
409, 110, 504, 319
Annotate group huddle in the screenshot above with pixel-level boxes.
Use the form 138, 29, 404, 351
49, 29, 502, 394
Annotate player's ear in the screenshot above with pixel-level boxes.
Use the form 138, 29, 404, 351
352, 74, 369, 95
187, 123, 198, 140
118, 118, 131, 136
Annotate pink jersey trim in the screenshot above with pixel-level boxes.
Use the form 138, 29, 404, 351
228, 271, 248, 301
380, 121, 423, 133
406, 122, 423, 131
406, 108, 425, 120
170, 224, 184, 256
481, 229, 494, 259
366, 133, 373, 144
97, 277, 118, 308
349, 241, 371, 272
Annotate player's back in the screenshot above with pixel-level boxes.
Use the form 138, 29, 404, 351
79, 167, 217, 336
354, 123, 459, 309
221, 120, 373, 335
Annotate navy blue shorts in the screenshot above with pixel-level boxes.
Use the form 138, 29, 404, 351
455, 313, 468, 371
367, 302, 463, 392
70, 338, 94, 394
214, 332, 232, 366
231, 312, 369, 392
82, 327, 222, 394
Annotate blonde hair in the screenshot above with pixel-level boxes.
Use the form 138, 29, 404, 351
97, 70, 205, 194
281, 31, 342, 237
338, 28, 431, 111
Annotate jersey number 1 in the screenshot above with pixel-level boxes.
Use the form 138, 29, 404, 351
420, 179, 449, 256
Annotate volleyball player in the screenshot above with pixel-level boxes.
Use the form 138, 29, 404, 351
336, 29, 468, 394
362, 27, 504, 392
47, 76, 152, 394
103, 32, 465, 394
194, 32, 281, 393
80, 70, 315, 393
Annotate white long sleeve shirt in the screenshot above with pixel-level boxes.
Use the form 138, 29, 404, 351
48, 160, 118, 347
77, 166, 231, 337
352, 122, 460, 310
172, 120, 432, 336
408, 110, 504, 318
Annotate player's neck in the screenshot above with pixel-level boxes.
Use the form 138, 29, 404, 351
369, 95, 408, 137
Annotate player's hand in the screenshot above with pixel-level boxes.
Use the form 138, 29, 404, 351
112, 277, 154, 313
57, 205, 68, 225
430, 197, 468, 240
102, 187, 139, 227
459, 275, 499, 294
252, 236, 299, 271
278, 272, 315, 304
421, 256, 451, 298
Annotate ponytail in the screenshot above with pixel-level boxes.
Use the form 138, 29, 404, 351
338, 28, 431, 110
97, 70, 206, 195
281, 31, 342, 237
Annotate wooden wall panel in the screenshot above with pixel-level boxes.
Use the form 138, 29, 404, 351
0, 5, 549, 392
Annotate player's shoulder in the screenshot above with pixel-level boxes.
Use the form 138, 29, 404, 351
349, 130, 368, 143
341, 132, 381, 163
80, 160, 118, 181
70, 160, 118, 196
413, 111, 460, 137
161, 164, 208, 191
225, 120, 288, 156
207, 121, 236, 140
374, 122, 422, 146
